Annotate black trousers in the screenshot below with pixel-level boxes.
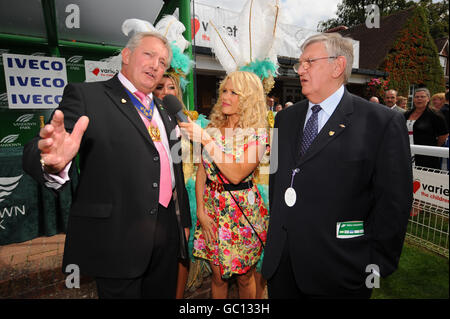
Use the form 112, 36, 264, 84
95, 200, 179, 299
267, 238, 372, 299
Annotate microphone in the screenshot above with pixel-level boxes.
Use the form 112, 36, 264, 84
162, 94, 189, 123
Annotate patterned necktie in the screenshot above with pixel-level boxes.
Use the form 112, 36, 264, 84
135, 91, 172, 207
300, 104, 321, 156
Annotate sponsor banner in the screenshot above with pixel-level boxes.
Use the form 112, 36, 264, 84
84, 60, 119, 82
0, 109, 52, 149
413, 168, 449, 208
192, 3, 359, 68
0, 151, 74, 245
2, 53, 68, 109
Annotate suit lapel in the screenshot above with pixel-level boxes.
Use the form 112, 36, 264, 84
154, 97, 177, 148
103, 76, 155, 149
296, 89, 354, 167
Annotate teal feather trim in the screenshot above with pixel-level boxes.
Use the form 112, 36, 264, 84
239, 58, 278, 81
255, 183, 268, 273
256, 184, 269, 210
170, 42, 194, 76
186, 177, 197, 260
195, 114, 210, 129
179, 77, 188, 92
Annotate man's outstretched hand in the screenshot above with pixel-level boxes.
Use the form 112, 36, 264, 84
38, 110, 89, 174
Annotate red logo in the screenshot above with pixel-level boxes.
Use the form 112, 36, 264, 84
191, 17, 200, 39
92, 68, 100, 76
413, 180, 421, 194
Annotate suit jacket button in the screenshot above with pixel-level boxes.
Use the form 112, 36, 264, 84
153, 182, 158, 188
149, 208, 157, 215
153, 156, 159, 162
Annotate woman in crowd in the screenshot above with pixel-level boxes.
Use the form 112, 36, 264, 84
404, 88, 448, 169
396, 96, 408, 110
179, 71, 269, 299
431, 92, 446, 112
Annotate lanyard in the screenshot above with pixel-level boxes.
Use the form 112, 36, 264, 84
125, 89, 155, 123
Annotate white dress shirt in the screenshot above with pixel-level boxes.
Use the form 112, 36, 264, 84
304, 85, 345, 133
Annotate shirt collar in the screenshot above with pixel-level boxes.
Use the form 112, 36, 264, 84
308, 85, 345, 116
118, 72, 153, 101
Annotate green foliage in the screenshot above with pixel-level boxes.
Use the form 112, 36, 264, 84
317, 0, 415, 31
417, 0, 449, 39
317, 0, 449, 38
381, 6, 445, 96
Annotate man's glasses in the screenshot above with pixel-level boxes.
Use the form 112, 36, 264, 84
293, 56, 338, 72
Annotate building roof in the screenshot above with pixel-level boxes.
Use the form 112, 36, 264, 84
434, 37, 448, 55
339, 8, 414, 70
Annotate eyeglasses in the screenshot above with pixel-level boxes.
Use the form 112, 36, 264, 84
293, 56, 338, 72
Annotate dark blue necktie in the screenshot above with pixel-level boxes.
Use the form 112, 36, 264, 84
300, 104, 321, 156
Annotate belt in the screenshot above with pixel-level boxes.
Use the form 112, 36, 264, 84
206, 178, 253, 192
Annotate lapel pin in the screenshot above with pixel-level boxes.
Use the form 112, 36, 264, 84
121, 98, 127, 104
339, 124, 345, 128
329, 131, 335, 136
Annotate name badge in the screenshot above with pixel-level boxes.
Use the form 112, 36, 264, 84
284, 187, 297, 207
336, 221, 364, 239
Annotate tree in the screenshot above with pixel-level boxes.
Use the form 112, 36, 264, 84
382, 6, 445, 96
317, 0, 415, 31
317, 0, 449, 39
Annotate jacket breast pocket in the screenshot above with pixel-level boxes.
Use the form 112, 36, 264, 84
70, 202, 112, 218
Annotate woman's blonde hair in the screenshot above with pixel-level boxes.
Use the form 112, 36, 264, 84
208, 71, 268, 130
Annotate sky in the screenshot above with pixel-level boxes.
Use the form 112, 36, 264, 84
196, 0, 340, 31
196, 0, 444, 31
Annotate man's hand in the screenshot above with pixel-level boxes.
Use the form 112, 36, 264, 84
38, 110, 89, 174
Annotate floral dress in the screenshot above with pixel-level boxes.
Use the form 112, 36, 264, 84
192, 128, 269, 279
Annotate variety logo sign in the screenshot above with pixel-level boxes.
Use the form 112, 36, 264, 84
2, 53, 67, 109
84, 60, 119, 82
412, 168, 449, 207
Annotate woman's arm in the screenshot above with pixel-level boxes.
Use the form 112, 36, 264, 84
179, 120, 266, 184
201, 135, 266, 184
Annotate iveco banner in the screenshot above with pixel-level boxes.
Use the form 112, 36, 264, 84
2, 53, 68, 109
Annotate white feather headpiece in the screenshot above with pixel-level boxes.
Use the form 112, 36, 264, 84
208, 0, 281, 92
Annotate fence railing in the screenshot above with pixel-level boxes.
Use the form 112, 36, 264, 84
407, 145, 449, 258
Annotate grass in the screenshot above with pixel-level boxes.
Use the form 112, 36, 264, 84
371, 241, 449, 299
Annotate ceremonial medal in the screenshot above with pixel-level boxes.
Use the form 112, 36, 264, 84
148, 125, 161, 141
284, 187, 297, 207
248, 190, 255, 205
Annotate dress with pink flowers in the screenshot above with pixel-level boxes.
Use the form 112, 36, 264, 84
192, 128, 269, 279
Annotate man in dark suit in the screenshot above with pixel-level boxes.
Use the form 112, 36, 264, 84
22, 32, 190, 298
262, 33, 413, 299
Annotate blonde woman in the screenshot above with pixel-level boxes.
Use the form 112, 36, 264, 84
179, 71, 269, 299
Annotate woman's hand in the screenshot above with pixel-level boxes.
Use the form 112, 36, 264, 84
179, 118, 210, 144
197, 210, 216, 244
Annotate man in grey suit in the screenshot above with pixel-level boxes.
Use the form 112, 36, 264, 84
262, 33, 412, 299
385, 89, 406, 113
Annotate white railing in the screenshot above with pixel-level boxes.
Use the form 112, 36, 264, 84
408, 144, 449, 258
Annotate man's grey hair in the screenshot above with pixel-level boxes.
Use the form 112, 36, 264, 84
125, 31, 172, 70
300, 32, 354, 83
